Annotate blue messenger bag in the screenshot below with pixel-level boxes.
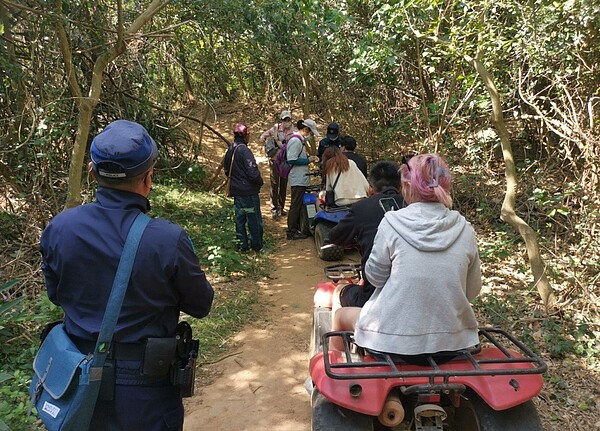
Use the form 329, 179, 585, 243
28, 213, 150, 431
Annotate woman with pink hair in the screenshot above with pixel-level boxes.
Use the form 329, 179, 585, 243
331, 154, 482, 358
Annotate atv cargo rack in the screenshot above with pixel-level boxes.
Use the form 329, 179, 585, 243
322, 328, 547, 382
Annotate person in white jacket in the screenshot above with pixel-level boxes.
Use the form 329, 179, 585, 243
331, 154, 482, 357
321, 145, 369, 206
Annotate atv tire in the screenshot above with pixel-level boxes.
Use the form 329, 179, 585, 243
299, 205, 311, 236
315, 222, 344, 261
312, 388, 374, 431
451, 390, 543, 431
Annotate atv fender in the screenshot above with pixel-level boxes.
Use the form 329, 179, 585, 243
309, 348, 544, 416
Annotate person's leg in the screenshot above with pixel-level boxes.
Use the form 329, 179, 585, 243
286, 186, 306, 236
269, 160, 279, 216
233, 196, 249, 251
245, 194, 264, 251
331, 282, 349, 320
91, 384, 183, 431
330, 306, 362, 351
278, 176, 288, 214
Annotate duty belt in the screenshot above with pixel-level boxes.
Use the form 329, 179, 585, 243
72, 337, 145, 361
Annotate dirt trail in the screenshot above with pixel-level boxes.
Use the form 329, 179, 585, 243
184, 149, 358, 430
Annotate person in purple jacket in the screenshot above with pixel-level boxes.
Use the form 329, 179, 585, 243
224, 123, 265, 252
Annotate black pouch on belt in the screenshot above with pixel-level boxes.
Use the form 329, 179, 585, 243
98, 359, 115, 401
141, 338, 177, 377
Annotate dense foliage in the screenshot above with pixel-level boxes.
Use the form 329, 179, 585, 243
0, 0, 598, 429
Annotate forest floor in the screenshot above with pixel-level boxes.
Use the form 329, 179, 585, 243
180, 103, 598, 430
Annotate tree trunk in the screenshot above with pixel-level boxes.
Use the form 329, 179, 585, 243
61, 0, 172, 208
470, 50, 557, 309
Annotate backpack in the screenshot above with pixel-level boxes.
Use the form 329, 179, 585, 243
274, 133, 303, 179
264, 124, 286, 158
264, 137, 278, 158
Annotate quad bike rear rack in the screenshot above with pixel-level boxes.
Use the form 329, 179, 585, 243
322, 328, 547, 383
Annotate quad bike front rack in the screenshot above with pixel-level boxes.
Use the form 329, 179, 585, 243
322, 328, 547, 385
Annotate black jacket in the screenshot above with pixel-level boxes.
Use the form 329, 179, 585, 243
328, 187, 404, 290
344, 151, 368, 178
224, 138, 263, 196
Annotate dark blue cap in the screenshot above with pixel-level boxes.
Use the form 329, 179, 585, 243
327, 123, 340, 140
90, 120, 158, 179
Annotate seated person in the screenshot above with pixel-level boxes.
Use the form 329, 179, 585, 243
328, 161, 404, 311
320, 146, 369, 207
340, 135, 368, 178
331, 154, 482, 356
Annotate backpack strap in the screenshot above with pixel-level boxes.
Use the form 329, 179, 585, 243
227, 144, 244, 179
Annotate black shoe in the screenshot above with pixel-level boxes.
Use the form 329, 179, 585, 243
286, 231, 308, 240
271, 210, 279, 219
279, 209, 288, 216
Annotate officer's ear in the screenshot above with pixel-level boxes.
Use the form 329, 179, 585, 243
144, 168, 155, 188
88, 162, 97, 180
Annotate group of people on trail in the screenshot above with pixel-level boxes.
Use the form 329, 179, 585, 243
35, 114, 481, 430
236, 109, 482, 359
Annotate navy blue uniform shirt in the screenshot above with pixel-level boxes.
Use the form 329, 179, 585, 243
40, 187, 214, 343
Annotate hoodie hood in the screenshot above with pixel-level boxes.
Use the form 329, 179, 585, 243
384, 202, 467, 251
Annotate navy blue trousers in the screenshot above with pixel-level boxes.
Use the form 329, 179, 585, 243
234, 194, 264, 251
90, 360, 184, 430
90, 384, 183, 430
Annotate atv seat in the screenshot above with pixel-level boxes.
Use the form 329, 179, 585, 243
364, 345, 482, 367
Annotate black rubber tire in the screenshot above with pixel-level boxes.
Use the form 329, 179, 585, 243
451, 390, 543, 431
299, 205, 311, 236
312, 388, 374, 431
315, 222, 344, 261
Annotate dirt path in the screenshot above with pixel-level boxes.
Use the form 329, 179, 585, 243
183, 150, 358, 430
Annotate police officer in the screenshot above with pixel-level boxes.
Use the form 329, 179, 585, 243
316, 122, 341, 159
40, 120, 214, 430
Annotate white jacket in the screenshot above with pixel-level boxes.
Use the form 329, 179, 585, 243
357, 202, 482, 355
325, 160, 369, 206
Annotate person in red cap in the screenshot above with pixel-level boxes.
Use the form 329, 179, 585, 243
224, 123, 265, 251
39, 119, 214, 430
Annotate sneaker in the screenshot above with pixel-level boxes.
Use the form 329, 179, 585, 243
279, 209, 287, 216
286, 231, 308, 240
271, 210, 279, 219
255, 247, 272, 254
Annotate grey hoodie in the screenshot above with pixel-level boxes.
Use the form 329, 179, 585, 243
357, 202, 482, 355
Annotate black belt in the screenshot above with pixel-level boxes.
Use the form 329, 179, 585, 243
72, 337, 145, 361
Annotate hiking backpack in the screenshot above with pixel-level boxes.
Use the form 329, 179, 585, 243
274, 133, 303, 179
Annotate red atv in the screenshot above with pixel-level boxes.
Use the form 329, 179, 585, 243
308, 264, 547, 431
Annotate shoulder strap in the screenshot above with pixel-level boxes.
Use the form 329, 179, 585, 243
92, 212, 151, 367
227, 144, 244, 179
331, 172, 341, 190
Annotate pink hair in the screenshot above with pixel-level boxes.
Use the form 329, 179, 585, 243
400, 154, 452, 208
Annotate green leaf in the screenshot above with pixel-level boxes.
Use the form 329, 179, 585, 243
0, 280, 18, 294
0, 297, 24, 316
0, 373, 13, 384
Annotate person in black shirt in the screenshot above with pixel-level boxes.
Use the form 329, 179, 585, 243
328, 161, 404, 307
340, 135, 368, 178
